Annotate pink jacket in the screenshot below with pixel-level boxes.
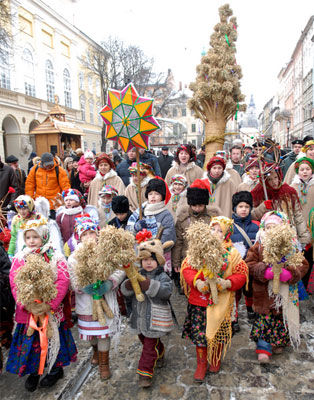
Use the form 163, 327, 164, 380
78, 157, 96, 183
10, 255, 70, 324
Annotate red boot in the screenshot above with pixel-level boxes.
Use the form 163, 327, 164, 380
209, 343, 223, 373
194, 346, 208, 382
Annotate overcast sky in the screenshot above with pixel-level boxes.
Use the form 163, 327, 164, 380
73, 0, 313, 114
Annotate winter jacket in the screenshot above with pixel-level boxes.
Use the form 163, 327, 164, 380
139, 151, 161, 177
0, 161, 18, 207
9, 252, 70, 324
8, 213, 37, 257
231, 163, 244, 177
13, 168, 26, 197
116, 157, 136, 186
165, 161, 204, 188
238, 174, 259, 192
227, 167, 242, 186
0, 242, 11, 274
97, 203, 115, 228
230, 213, 259, 256
25, 160, 70, 209
70, 169, 83, 194
172, 205, 222, 271
291, 175, 314, 226
196, 153, 205, 168
158, 154, 174, 179
202, 171, 238, 218
126, 201, 176, 244
121, 266, 173, 338
87, 170, 125, 206
182, 249, 247, 307
166, 190, 187, 223
108, 211, 132, 229
56, 206, 84, 243
283, 161, 297, 185
78, 157, 96, 183
245, 242, 309, 315
124, 176, 151, 212
282, 152, 296, 177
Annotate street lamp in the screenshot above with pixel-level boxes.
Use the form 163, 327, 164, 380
286, 119, 291, 148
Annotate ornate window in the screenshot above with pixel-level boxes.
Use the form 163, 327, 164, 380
23, 49, 35, 97
78, 72, 84, 90
88, 75, 93, 93
45, 60, 54, 102
89, 98, 94, 123
80, 95, 86, 121
0, 49, 10, 89
63, 68, 72, 108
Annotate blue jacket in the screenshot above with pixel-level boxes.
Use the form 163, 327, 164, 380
116, 158, 134, 186
139, 151, 161, 177
230, 212, 259, 255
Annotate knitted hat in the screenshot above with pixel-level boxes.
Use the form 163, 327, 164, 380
84, 150, 94, 160
260, 211, 289, 230
245, 155, 259, 171
74, 214, 99, 239
98, 184, 118, 197
128, 162, 147, 176
22, 214, 49, 242
136, 230, 174, 266
295, 156, 314, 172
206, 156, 226, 172
232, 191, 253, 211
170, 174, 188, 187
187, 179, 210, 206
302, 140, 314, 154
62, 188, 86, 207
14, 195, 35, 212
95, 153, 115, 170
145, 178, 167, 201
209, 216, 234, 239
5, 155, 18, 163
41, 152, 54, 167
112, 195, 129, 214
214, 150, 228, 161
175, 144, 196, 163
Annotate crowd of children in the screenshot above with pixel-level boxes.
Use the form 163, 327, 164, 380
0, 141, 313, 392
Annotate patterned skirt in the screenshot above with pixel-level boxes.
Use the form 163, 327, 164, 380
250, 313, 290, 347
182, 304, 207, 347
77, 314, 110, 341
6, 321, 77, 377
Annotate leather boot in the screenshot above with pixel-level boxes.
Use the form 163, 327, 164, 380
91, 345, 98, 366
98, 350, 111, 380
209, 343, 223, 373
194, 346, 208, 382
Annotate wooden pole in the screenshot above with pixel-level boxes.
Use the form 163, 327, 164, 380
136, 148, 143, 220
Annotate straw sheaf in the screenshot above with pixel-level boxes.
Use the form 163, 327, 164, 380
186, 221, 225, 273
263, 224, 304, 268
96, 225, 136, 279
14, 254, 57, 306
74, 239, 98, 287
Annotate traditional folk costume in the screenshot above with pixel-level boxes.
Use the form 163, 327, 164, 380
125, 162, 151, 212
68, 215, 125, 380
284, 140, 314, 185
245, 211, 309, 363
166, 174, 188, 222
181, 217, 248, 380
97, 185, 118, 228
6, 216, 76, 391
120, 234, 174, 387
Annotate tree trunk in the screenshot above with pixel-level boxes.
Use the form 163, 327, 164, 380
203, 118, 226, 169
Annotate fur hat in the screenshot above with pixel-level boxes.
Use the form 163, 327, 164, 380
187, 179, 210, 206
206, 156, 226, 172
145, 178, 166, 201
74, 214, 99, 239
137, 234, 174, 266
22, 214, 49, 242
62, 188, 86, 207
112, 195, 129, 214
95, 153, 115, 170
175, 144, 196, 163
14, 195, 35, 212
232, 191, 253, 211
84, 150, 94, 160
41, 152, 54, 167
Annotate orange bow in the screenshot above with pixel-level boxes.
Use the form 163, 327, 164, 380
29, 313, 49, 375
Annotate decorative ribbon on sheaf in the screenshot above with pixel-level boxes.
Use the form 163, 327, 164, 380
135, 229, 152, 244
29, 313, 49, 375
82, 280, 108, 300
235, 102, 239, 120
278, 256, 287, 264
225, 34, 230, 46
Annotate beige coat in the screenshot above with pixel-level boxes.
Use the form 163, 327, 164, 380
172, 204, 222, 270
202, 171, 237, 218
166, 190, 188, 223
291, 174, 314, 226
165, 161, 204, 188
87, 170, 125, 206
226, 166, 242, 186
238, 174, 259, 192
283, 161, 296, 185
125, 176, 151, 212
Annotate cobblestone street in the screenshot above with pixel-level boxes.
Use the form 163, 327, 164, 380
1, 289, 313, 400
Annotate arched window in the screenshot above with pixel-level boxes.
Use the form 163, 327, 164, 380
78, 71, 84, 90
89, 98, 94, 123
23, 49, 35, 97
0, 49, 10, 89
80, 94, 86, 121
63, 68, 72, 108
45, 60, 54, 102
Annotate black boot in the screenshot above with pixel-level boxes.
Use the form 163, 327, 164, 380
231, 320, 240, 336
25, 373, 40, 392
39, 367, 64, 388
246, 307, 256, 322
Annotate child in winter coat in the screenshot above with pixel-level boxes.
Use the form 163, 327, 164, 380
166, 174, 188, 221
78, 150, 96, 196
230, 191, 259, 329
181, 217, 248, 380
6, 215, 77, 392
8, 195, 37, 259
245, 211, 309, 364
125, 162, 151, 212
98, 185, 118, 228
108, 195, 132, 229
121, 233, 174, 388
68, 215, 125, 380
